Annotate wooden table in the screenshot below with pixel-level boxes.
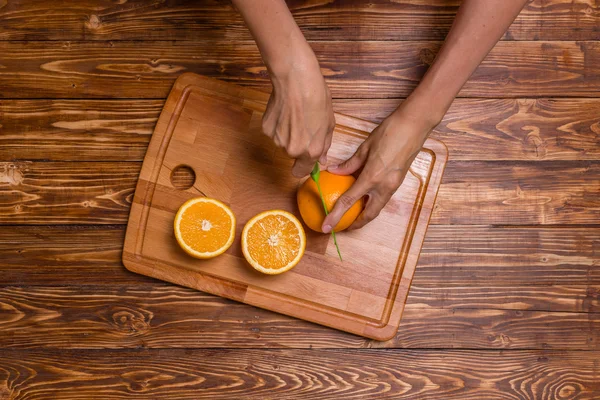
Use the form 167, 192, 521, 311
1, 1, 599, 398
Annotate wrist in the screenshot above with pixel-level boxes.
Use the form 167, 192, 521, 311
266, 41, 320, 83
403, 85, 450, 130
389, 92, 445, 140
233, 0, 320, 83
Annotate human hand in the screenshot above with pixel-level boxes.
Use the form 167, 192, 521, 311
231, 0, 334, 177
262, 50, 335, 177
322, 105, 439, 232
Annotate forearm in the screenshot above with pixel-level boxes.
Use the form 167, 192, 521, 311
405, 0, 527, 126
231, 0, 317, 77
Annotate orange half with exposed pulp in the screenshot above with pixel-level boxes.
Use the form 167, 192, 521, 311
241, 210, 306, 275
174, 197, 236, 259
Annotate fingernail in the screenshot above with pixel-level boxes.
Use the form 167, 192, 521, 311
322, 224, 332, 233
328, 164, 339, 171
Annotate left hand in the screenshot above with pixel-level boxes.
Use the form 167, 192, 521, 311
321, 106, 438, 232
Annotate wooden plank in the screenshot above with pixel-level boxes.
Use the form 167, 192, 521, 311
336, 98, 600, 161
408, 285, 600, 313
417, 226, 600, 286
2, 41, 600, 99
0, 286, 599, 349
4, 98, 600, 162
433, 161, 600, 225
391, 308, 600, 349
0, 349, 598, 399
2, 0, 600, 42
3, 161, 599, 225
0, 225, 157, 286
0, 161, 140, 225
1, 222, 599, 312
0, 347, 594, 399
0, 100, 161, 161
1, 225, 598, 312
3, 225, 599, 288
0, 285, 367, 349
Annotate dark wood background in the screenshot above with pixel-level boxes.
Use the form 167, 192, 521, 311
1, 0, 599, 398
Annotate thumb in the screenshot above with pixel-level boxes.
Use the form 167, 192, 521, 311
322, 178, 367, 233
327, 145, 368, 176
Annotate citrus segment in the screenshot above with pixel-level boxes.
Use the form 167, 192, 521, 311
297, 171, 364, 233
174, 197, 236, 259
242, 210, 306, 275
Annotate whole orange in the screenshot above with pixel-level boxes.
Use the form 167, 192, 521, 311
297, 171, 364, 233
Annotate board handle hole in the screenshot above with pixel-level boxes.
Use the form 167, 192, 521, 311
170, 165, 196, 190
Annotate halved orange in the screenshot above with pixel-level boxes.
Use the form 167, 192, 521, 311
174, 197, 236, 259
241, 210, 306, 275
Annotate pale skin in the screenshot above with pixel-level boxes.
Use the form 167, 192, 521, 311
232, 0, 528, 232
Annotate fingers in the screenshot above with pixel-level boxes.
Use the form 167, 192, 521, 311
321, 176, 369, 233
261, 94, 277, 139
319, 115, 335, 165
292, 119, 335, 177
349, 167, 408, 230
348, 191, 392, 230
319, 123, 334, 165
292, 155, 317, 178
262, 81, 335, 178
327, 143, 368, 176
287, 129, 329, 177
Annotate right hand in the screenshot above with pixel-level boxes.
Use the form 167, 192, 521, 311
262, 51, 335, 177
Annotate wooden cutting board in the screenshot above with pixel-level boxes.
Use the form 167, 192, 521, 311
123, 73, 447, 341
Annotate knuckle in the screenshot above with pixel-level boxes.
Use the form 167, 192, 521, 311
287, 146, 304, 158
262, 127, 273, 139
387, 183, 400, 194
383, 178, 400, 192
362, 167, 381, 183
386, 171, 405, 189
272, 134, 283, 148
336, 194, 356, 210
261, 119, 273, 136
365, 207, 381, 221
370, 172, 385, 185
307, 147, 321, 160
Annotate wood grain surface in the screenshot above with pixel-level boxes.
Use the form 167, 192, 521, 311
122, 73, 446, 341
1, 0, 600, 397
0, 161, 140, 224
436, 161, 600, 225
2, 225, 599, 287
1, 40, 600, 99
0, 100, 161, 161
4, 160, 598, 225
2, 0, 600, 41
1, 349, 597, 400
0, 285, 598, 349
336, 98, 600, 161
3, 98, 599, 162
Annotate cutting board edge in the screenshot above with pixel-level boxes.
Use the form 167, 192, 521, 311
122, 251, 405, 341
